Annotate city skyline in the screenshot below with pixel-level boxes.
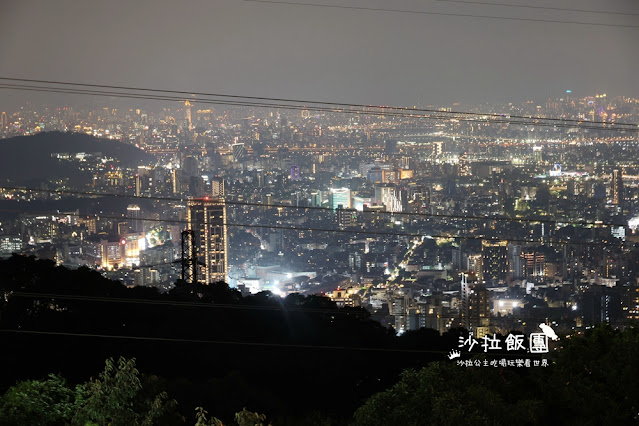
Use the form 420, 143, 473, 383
0, 87, 638, 338
2, 0, 639, 111
2, 2, 639, 424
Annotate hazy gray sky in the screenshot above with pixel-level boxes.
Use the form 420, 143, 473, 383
1, 0, 638, 110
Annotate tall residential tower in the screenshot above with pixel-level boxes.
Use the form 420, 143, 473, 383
187, 198, 228, 284
612, 169, 623, 206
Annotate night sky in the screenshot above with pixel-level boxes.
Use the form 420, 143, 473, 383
1, 0, 638, 110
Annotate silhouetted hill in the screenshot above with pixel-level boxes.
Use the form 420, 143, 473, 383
0, 131, 153, 185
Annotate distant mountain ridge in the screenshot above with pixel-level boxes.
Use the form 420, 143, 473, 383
0, 131, 153, 185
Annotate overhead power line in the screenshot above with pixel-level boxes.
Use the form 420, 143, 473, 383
0, 186, 629, 228
0, 206, 624, 248
9, 291, 372, 316
242, 0, 639, 29
0, 82, 627, 133
434, 0, 639, 17
0, 77, 636, 131
10, 291, 615, 323
0, 328, 455, 354
0, 328, 557, 356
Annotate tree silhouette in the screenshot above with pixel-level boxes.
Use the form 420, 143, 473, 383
0, 374, 79, 426
72, 357, 179, 426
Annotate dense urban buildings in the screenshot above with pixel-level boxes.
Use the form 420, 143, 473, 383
1, 92, 639, 336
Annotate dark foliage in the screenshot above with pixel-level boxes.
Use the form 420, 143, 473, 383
0, 255, 439, 423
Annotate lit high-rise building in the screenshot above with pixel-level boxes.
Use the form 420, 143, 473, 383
481, 240, 508, 284
460, 273, 490, 335
336, 206, 357, 228
458, 152, 470, 176
134, 174, 142, 197
329, 188, 351, 210
211, 178, 225, 197
521, 249, 545, 281
311, 191, 322, 207
612, 169, 623, 206
126, 205, 142, 233
184, 100, 193, 131
0, 235, 22, 256
432, 141, 444, 157
532, 146, 543, 163
187, 198, 228, 284
172, 169, 181, 194
0, 112, 7, 131
467, 254, 483, 281
400, 156, 412, 170
374, 184, 404, 213
367, 167, 383, 183
232, 143, 246, 163
622, 286, 639, 321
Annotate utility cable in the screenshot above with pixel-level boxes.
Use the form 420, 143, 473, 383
0, 77, 636, 130
242, 0, 639, 29
0, 186, 629, 228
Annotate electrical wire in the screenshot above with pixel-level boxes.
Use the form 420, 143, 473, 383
434, 0, 639, 17
8, 291, 372, 316
0, 207, 623, 247
10, 291, 636, 323
0, 185, 629, 228
242, 0, 639, 29
0, 78, 636, 131
0, 329, 561, 356
0, 329, 458, 354
0, 82, 630, 133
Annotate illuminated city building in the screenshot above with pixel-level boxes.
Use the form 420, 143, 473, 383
329, 188, 351, 210
290, 164, 301, 181
458, 153, 470, 176
612, 169, 623, 206
311, 191, 322, 207
549, 164, 562, 177
134, 268, 160, 287
466, 254, 483, 281
533, 146, 543, 163
187, 197, 228, 284
366, 167, 383, 183
122, 233, 145, 267
0, 235, 22, 257
521, 249, 545, 281
432, 141, 444, 157
460, 273, 490, 336
382, 169, 400, 183
184, 100, 193, 131
171, 169, 181, 194
622, 286, 639, 321
400, 156, 412, 170
400, 169, 414, 180
105, 170, 123, 187
481, 240, 508, 284
232, 143, 246, 163
127, 205, 142, 232
211, 178, 225, 197
100, 239, 124, 269
0, 112, 7, 131
336, 205, 357, 228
